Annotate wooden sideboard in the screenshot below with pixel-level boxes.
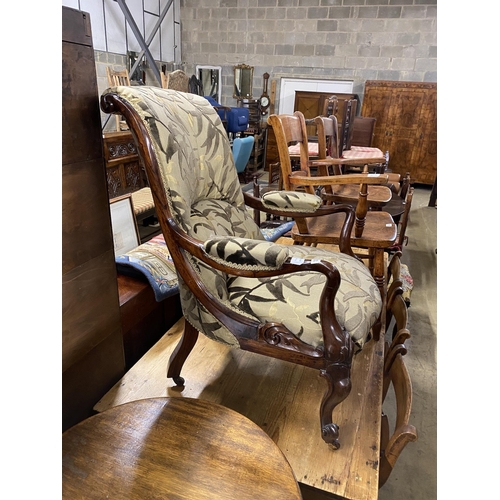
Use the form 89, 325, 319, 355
361, 80, 437, 185
103, 131, 148, 198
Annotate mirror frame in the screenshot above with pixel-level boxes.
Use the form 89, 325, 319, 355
196, 65, 222, 103
233, 64, 254, 99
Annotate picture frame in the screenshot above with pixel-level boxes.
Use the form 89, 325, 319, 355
109, 195, 140, 255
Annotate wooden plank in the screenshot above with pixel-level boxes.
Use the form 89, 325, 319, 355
95, 317, 384, 500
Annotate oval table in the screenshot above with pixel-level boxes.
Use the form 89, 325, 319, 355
62, 397, 302, 500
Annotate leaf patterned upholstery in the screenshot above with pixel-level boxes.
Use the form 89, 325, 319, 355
101, 86, 382, 351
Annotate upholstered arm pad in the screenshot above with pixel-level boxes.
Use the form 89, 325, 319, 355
261, 190, 323, 213
204, 237, 289, 270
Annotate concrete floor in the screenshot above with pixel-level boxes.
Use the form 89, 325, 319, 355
378, 185, 437, 499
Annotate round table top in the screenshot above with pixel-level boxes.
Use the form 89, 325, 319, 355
62, 397, 302, 500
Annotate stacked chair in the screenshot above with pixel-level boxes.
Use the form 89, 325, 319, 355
267, 110, 397, 297
106, 67, 131, 131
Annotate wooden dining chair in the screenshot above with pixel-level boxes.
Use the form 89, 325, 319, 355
106, 66, 131, 131
313, 114, 393, 208
101, 86, 387, 450
379, 253, 417, 487
268, 111, 397, 296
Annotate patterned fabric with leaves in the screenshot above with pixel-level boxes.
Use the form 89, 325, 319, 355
103, 86, 381, 349
261, 190, 323, 212
228, 245, 381, 351
205, 237, 290, 269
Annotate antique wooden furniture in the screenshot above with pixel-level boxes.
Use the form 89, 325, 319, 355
62, 6, 125, 432
101, 86, 385, 448
379, 253, 417, 486
117, 273, 182, 369
266, 92, 356, 170
106, 66, 131, 131
95, 307, 412, 499
361, 80, 437, 185
351, 116, 377, 147
63, 397, 302, 499
386, 186, 414, 254
106, 66, 130, 86
103, 131, 147, 198
313, 114, 394, 205
294, 90, 358, 138
268, 111, 397, 294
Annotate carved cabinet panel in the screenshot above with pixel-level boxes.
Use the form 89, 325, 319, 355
361, 80, 437, 185
103, 131, 147, 198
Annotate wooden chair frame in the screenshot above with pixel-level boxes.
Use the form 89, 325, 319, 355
101, 88, 386, 449
106, 66, 131, 131
313, 114, 392, 208
268, 111, 398, 295
379, 253, 417, 487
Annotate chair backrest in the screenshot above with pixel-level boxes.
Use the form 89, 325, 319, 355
338, 98, 357, 156
162, 69, 190, 92
267, 111, 313, 193
396, 186, 414, 248
351, 116, 376, 147
106, 67, 131, 131
232, 136, 255, 174
101, 87, 264, 345
314, 115, 342, 175
106, 66, 131, 87
321, 95, 339, 117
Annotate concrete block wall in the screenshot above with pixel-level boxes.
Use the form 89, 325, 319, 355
179, 0, 437, 108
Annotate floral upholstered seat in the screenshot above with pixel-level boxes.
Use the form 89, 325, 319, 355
101, 86, 382, 448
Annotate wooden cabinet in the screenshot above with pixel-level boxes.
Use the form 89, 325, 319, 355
103, 131, 148, 198
361, 80, 437, 185
62, 6, 125, 432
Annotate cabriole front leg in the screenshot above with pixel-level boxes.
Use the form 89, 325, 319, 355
319, 363, 352, 449
167, 320, 199, 386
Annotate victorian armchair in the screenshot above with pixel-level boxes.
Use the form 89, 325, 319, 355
101, 87, 383, 449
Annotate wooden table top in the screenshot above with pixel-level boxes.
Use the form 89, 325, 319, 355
63, 397, 302, 500
95, 312, 385, 500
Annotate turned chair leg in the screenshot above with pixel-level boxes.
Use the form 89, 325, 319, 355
319, 363, 352, 449
371, 248, 386, 299
167, 319, 199, 386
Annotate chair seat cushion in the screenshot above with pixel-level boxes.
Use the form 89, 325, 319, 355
227, 246, 382, 351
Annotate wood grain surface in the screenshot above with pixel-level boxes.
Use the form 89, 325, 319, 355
64, 397, 301, 499
95, 316, 384, 500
